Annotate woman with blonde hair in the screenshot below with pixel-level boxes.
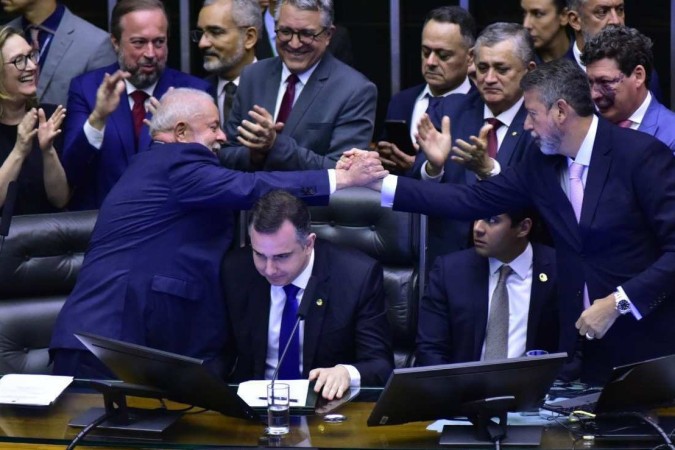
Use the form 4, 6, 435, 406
0, 26, 68, 214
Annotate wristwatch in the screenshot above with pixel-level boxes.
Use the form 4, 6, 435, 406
614, 291, 631, 315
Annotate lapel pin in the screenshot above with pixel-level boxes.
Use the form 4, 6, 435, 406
511, 131, 518, 136
316, 298, 324, 306
539, 273, 548, 282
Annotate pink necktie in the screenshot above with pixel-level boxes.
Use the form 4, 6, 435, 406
617, 119, 633, 128
130, 90, 149, 145
486, 118, 503, 158
276, 74, 299, 124
569, 162, 591, 308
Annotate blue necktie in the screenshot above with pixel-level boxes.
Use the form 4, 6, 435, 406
278, 284, 301, 379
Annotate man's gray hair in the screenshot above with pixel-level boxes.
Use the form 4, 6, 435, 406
275, 0, 334, 29
202, 0, 262, 34
566, 0, 587, 11
474, 22, 535, 68
149, 88, 216, 136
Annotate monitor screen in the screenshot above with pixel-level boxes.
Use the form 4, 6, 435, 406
75, 332, 259, 422
368, 353, 567, 427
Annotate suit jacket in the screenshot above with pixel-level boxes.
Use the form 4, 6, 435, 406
393, 117, 675, 384
222, 240, 394, 386
62, 63, 211, 209
7, 7, 117, 106
219, 52, 376, 171
416, 244, 559, 367
639, 96, 675, 152
419, 91, 534, 261
255, 24, 354, 67
50, 141, 331, 364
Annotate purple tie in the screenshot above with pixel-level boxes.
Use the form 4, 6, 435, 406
616, 119, 633, 128
276, 74, 299, 124
130, 90, 149, 145
569, 162, 591, 309
486, 118, 503, 158
278, 284, 301, 380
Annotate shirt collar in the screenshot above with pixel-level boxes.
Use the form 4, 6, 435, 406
568, 114, 598, 168
125, 79, 157, 98
21, 3, 64, 33
627, 91, 651, 127
573, 39, 585, 71
281, 59, 320, 86
217, 58, 257, 93
289, 248, 314, 291
483, 97, 524, 129
488, 242, 533, 280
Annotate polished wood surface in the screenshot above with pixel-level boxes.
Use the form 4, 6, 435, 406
0, 392, 666, 449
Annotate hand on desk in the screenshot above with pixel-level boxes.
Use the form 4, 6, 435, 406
309, 365, 350, 400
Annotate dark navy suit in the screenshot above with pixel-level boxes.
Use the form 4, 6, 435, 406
416, 244, 558, 366
62, 63, 211, 209
50, 140, 331, 376
222, 240, 394, 386
417, 91, 533, 261
393, 117, 675, 384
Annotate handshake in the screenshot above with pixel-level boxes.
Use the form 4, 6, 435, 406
335, 149, 388, 191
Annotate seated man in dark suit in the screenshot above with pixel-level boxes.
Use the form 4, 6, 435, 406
416, 210, 558, 366
582, 25, 675, 151
377, 6, 476, 175
222, 190, 394, 399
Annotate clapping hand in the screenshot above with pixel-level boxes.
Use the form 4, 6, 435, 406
415, 114, 451, 177
37, 105, 66, 152
15, 108, 38, 156
450, 122, 495, 179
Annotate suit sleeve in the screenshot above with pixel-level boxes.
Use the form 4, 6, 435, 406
350, 260, 395, 386
415, 258, 454, 366
61, 76, 100, 188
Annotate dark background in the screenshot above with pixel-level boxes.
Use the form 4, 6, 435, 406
1, 0, 671, 137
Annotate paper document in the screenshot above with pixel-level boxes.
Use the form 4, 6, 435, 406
0, 374, 73, 406
237, 379, 310, 407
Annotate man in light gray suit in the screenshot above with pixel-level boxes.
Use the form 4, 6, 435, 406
219, 0, 376, 171
3, 0, 116, 106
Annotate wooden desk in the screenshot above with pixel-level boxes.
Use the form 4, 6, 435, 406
0, 392, 665, 449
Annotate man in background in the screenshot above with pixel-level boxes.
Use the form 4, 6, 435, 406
3, 0, 116, 106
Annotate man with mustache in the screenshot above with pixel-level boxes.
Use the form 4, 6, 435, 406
581, 25, 675, 151
61, 0, 210, 210
194, 0, 260, 128
376, 6, 476, 176
218, 0, 376, 171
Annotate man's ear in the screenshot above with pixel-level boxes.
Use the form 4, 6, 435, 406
244, 26, 258, 51
110, 34, 120, 53
517, 218, 533, 239
632, 64, 647, 89
175, 121, 189, 142
554, 98, 570, 123
567, 10, 582, 33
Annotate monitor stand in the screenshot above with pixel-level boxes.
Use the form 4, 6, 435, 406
439, 396, 543, 447
69, 380, 183, 434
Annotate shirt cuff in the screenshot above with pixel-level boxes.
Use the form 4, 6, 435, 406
618, 286, 642, 320
381, 174, 398, 207
327, 169, 336, 194
485, 158, 501, 177
84, 120, 105, 150
421, 161, 444, 181
339, 364, 361, 387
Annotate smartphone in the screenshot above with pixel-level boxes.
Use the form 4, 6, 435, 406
384, 120, 416, 156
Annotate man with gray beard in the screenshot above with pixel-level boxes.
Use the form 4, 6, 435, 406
61, 0, 210, 210
194, 0, 261, 127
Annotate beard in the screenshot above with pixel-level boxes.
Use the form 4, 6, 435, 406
203, 37, 245, 76
536, 126, 564, 156
118, 50, 166, 90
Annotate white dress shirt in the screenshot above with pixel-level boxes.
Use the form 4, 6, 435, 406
409, 77, 472, 142
273, 62, 320, 121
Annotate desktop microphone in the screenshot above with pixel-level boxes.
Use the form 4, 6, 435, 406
0, 181, 18, 254
270, 275, 316, 385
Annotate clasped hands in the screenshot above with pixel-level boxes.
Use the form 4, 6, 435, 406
337, 149, 388, 190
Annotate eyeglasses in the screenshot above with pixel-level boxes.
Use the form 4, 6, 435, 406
190, 26, 250, 43
588, 73, 625, 92
275, 27, 328, 45
4, 49, 39, 71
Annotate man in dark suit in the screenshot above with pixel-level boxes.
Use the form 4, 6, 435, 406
3, 0, 116, 106
50, 88, 386, 379
416, 211, 558, 366
61, 0, 211, 210
582, 25, 675, 151
194, 0, 260, 128
219, 0, 376, 171
255, 0, 353, 66
420, 23, 537, 262
369, 58, 675, 385
222, 190, 393, 399
376, 6, 476, 175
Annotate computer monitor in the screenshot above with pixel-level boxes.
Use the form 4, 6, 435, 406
368, 353, 567, 446
71, 332, 260, 434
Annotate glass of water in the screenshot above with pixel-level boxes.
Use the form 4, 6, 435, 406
267, 383, 290, 435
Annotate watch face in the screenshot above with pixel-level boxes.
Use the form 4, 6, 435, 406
617, 299, 630, 313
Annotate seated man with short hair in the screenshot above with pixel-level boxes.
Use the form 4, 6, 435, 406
416, 210, 559, 366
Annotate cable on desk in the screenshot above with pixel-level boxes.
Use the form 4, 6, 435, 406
66, 410, 115, 450
602, 411, 675, 450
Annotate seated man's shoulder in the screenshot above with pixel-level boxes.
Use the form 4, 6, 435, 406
389, 83, 425, 105
433, 248, 483, 273
316, 239, 380, 272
